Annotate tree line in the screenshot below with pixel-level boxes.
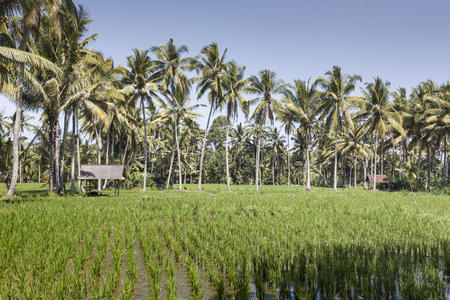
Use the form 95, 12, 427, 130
1, 1, 448, 196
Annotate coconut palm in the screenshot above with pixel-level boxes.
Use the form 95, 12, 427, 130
246, 69, 287, 191
154, 85, 203, 190
359, 77, 405, 190
34, 5, 102, 193
1, 0, 64, 196
194, 42, 227, 191
338, 125, 370, 188
151, 38, 195, 95
267, 127, 286, 184
123, 49, 159, 191
244, 121, 269, 187
280, 79, 320, 191
423, 82, 449, 183
222, 61, 248, 191
317, 66, 361, 191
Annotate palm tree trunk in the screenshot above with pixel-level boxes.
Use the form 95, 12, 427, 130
354, 156, 357, 188
141, 97, 149, 192
19, 143, 22, 183
287, 132, 291, 185
49, 122, 56, 192
174, 118, 182, 191
444, 135, 448, 184
122, 136, 130, 165
95, 124, 102, 190
380, 148, 384, 176
38, 152, 41, 183
198, 104, 214, 191
373, 132, 378, 191
6, 26, 30, 197
57, 110, 70, 194
55, 122, 61, 193
306, 137, 311, 191
76, 111, 82, 192
225, 125, 231, 192
255, 135, 261, 191
70, 106, 77, 193
333, 126, 338, 191
111, 128, 115, 159
426, 144, 431, 192
363, 157, 368, 189
103, 127, 110, 189
271, 154, 275, 185
6, 63, 25, 197
166, 149, 175, 190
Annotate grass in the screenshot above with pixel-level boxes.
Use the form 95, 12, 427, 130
0, 183, 449, 299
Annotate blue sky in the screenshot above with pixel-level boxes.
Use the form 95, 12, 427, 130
1, 0, 449, 136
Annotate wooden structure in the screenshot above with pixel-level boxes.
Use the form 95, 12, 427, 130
79, 165, 125, 196
366, 175, 389, 183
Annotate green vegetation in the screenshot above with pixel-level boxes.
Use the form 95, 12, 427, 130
1, 184, 448, 299
1, 2, 449, 198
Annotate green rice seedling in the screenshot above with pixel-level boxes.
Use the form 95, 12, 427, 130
0, 184, 448, 298
165, 257, 177, 300
236, 254, 251, 300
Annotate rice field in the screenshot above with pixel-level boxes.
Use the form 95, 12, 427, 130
0, 184, 449, 299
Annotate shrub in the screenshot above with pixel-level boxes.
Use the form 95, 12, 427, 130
124, 172, 155, 189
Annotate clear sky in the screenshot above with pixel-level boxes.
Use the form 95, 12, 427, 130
1, 0, 449, 136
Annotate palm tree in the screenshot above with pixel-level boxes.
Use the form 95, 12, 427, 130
338, 125, 370, 188
317, 66, 361, 191
280, 79, 320, 191
151, 38, 195, 95
194, 43, 227, 191
359, 77, 404, 190
123, 49, 158, 191
246, 70, 287, 191
275, 104, 295, 185
423, 82, 449, 184
267, 127, 286, 184
222, 61, 248, 191
34, 5, 103, 193
154, 85, 203, 190
244, 122, 269, 187
1, 0, 64, 196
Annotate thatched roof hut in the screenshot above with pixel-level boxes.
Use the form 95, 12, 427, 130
366, 175, 389, 183
79, 165, 124, 180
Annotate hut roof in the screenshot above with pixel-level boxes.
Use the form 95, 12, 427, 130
79, 165, 125, 180
367, 175, 389, 183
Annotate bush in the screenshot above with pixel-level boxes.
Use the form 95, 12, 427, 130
124, 172, 155, 189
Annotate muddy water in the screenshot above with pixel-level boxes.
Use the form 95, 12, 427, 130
197, 265, 218, 299
133, 239, 151, 299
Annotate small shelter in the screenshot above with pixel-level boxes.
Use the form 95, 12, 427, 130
366, 175, 389, 184
79, 165, 125, 196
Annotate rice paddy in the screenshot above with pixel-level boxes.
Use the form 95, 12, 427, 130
0, 184, 449, 299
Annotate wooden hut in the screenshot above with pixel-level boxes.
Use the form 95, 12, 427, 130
366, 175, 389, 183
79, 165, 124, 195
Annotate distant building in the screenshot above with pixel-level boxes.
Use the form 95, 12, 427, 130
366, 175, 389, 184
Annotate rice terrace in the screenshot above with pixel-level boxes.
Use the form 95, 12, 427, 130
1, 0, 449, 299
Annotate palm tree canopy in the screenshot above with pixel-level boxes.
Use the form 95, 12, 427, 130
246, 69, 287, 126
316, 65, 361, 131
151, 38, 195, 95
194, 42, 228, 109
